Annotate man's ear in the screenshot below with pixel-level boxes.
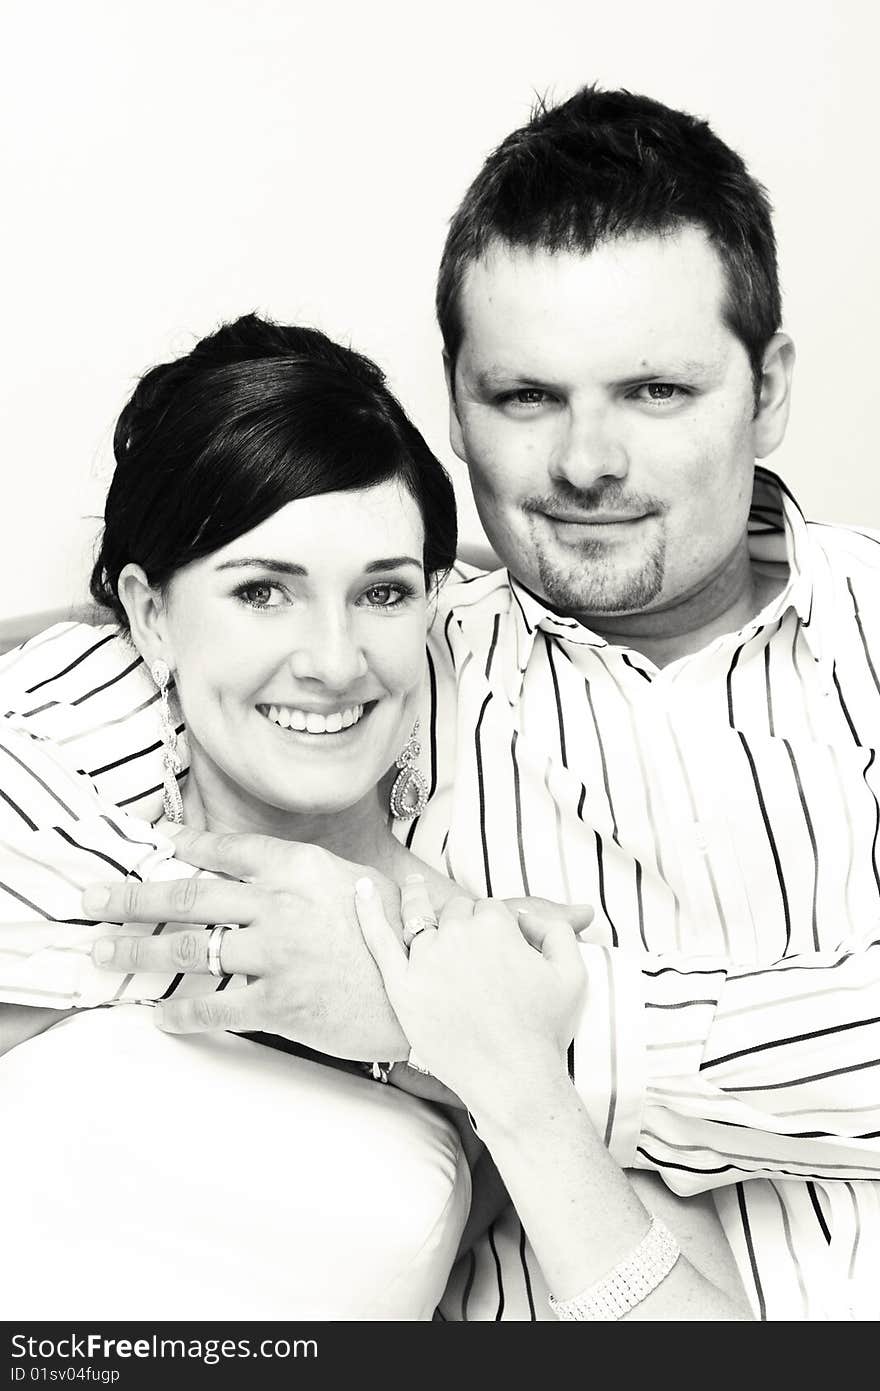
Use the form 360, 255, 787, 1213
117, 564, 174, 669
754, 333, 796, 459
443, 352, 468, 464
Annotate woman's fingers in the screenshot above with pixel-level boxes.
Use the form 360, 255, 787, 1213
438, 893, 477, 926
510, 898, 594, 949
354, 878, 409, 992
539, 919, 585, 971
400, 873, 440, 948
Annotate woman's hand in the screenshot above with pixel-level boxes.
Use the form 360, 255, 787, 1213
354, 881, 586, 1121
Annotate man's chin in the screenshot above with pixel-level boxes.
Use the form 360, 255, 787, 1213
534, 568, 665, 620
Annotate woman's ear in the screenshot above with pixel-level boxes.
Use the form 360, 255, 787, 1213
117, 564, 174, 669
754, 333, 796, 459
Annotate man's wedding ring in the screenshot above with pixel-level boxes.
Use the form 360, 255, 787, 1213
206, 923, 232, 977
403, 914, 439, 948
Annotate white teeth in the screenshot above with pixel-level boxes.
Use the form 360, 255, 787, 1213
263, 703, 365, 734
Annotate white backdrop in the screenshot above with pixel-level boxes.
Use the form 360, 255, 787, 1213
1, 0, 877, 621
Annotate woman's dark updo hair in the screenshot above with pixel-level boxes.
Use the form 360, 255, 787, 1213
91, 314, 458, 627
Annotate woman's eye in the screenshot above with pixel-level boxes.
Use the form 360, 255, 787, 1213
360, 583, 408, 609
236, 581, 285, 609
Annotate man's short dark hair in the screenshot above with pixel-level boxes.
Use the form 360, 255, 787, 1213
437, 84, 781, 397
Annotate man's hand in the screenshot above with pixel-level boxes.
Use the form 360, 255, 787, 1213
82, 829, 410, 1062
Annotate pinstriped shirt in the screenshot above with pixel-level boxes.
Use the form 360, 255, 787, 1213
0, 635, 242, 1009
411, 468, 880, 1320
2, 468, 880, 1319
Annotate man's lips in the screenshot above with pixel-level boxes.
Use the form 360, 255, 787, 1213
542, 511, 650, 525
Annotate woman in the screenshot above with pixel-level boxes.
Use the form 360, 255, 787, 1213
0, 315, 747, 1319
0, 314, 472, 1320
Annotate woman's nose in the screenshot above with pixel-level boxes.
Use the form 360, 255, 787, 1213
287, 611, 368, 688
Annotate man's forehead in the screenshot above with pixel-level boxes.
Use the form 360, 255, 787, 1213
456, 229, 735, 377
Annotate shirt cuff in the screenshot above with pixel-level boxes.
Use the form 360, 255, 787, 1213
570, 942, 647, 1167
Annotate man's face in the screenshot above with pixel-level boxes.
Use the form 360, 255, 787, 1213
448, 227, 788, 626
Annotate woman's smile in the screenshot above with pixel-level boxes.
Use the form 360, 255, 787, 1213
257, 699, 371, 739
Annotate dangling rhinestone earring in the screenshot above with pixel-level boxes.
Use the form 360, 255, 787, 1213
389, 719, 429, 820
150, 658, 184, 825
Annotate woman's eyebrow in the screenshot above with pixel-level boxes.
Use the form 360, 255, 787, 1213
213, 556, 422, 575
364, 557, 422, 573
215, 557, 307, 576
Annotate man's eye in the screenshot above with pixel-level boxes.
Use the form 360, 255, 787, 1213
235, 582, 285, 609
497, 388, 551, 408
632, 383, 688, 405
360, 583, 410, 609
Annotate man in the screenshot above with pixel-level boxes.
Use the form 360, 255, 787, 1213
4, 85, 880, 1319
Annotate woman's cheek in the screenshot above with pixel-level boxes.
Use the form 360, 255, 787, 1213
369, 616, 428, 693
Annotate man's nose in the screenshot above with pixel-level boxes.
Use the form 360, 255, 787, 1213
550, 410, 629, 489
287, 609, 368, 688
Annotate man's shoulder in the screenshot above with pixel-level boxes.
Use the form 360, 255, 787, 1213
0, 619, 136, 697
806, 518, 880, 581
0, 620, 155, 741
430, 564, 516, 662
436, 562, 515, 615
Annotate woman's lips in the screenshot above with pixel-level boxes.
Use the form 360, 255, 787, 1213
256, 701, 374, 736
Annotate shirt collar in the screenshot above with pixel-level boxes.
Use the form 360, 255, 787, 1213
505, 466, 827, 673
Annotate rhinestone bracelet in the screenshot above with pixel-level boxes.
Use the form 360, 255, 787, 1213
406, 1048, 433, 1076
364, 1061, 392, 1084
548, 1215, 680, 1320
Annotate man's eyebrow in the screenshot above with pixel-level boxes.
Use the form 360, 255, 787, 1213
623, 359, 717, 379
472, 368, 545, 391
472, 360, 720, 390
214, 556, 423, 575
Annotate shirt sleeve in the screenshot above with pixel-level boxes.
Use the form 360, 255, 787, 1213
571, 933, 880, 1192
0, 712, 238, 1008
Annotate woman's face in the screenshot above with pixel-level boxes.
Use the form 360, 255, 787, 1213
157, 479, 429, 830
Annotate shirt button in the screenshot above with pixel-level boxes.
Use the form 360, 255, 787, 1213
693, 824, 709, 853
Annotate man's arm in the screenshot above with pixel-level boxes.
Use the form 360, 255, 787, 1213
86, 835, 595, 1064
87, 831, 880, 1193
571, 933, 880, 1191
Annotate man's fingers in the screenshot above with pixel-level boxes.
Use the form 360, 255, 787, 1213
163, 826, 314, 885
354, 878, 409, 992
91, 924, 252, 976
154, 981, 260, 1034
82, 876, 265, 928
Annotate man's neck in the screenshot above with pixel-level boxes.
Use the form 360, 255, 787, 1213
574, 558, 787, 670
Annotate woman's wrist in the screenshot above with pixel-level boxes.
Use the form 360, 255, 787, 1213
465, 1051, 576, 1142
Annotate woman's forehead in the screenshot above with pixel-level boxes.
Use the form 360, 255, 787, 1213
216, 480, 425, 569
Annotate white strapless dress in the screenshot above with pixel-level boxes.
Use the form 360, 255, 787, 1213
0, 1006, 470, 1320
